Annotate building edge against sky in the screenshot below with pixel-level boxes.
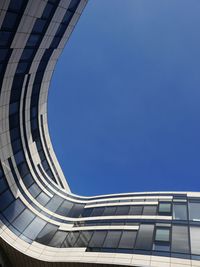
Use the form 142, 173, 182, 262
0, 0, 200, 266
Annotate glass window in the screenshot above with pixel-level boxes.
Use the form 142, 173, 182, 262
16, 62, 29, 74
129, 205, 143, 215
12, 209, 35, 232
3, 198, 25, 223
173, 204, 187, 220
28, 183, 41, 198
155, 228, 170, 242
48, 231, 68, 247
103, 206, 117, 216
23, 217, 46, 240
158, 203, 171, 214
0, 49, 8, 61
189, 202, 200, 221
23, 173, 34, 187
143, 205, 157, 216
91, 207, 104, 217
118, 231, 137, 249
9, 0, 24, 11
62, 232, 79, 247
35, 223, 58, 245
9, 102, 19, 115
0, 31, 11, 46
89, 231, 107, 248
82, 208, 92, 217
45, 195, 63, 213
190, 226, 200, 255
55, 200, 73, 216
68, 203, 84, 218
135, 224, 154, 250
75, 231, 93, 247
21, 48, 34, 60
42, 3, 54, 19
32, 19, 46, 33
62, 10, 72, 24
68, 0, 80, 11
26, 34, 40, 47
0, 179, 7, 194
2, 12, 18, 30
103, 231, 121, 248
115, 206, 130, 215
36, 192, 50, 206
171, 225, 189, 254
18, 162, 29, 178
0, 190, 14, 212
153, 243, 170, 252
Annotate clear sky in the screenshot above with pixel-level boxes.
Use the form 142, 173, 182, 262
48, 0, 200, 196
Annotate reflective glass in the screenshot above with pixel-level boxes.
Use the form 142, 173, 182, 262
190, 226, 200, 255
115, 206, 130, 215
171, 225, 189, 254
103, 206, 117, 216
75, 231, 93, 247
62, 232, 79, 247
48, 231, 68, 247
89, 231, 107, 248
0, 190, 14, 212
12, 209, 35, 232
143, 205, 157, 215
155, 228, 170, 242
23, 217, 46, 240
91, 207, 104, 217
3, 198, 25, 223
173, 204, 187, 220
103, 231, 121, 248
129, 205, 143, 215
0, 31, 11, 46
189, 202, 200, 221
2, 12, 18, 29
158, 203, 171, 214
135, 224, 154, 250
35, 223, 58, 245
118, 231, 137, 249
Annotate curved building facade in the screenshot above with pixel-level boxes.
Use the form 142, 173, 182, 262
0, 1, 200, 266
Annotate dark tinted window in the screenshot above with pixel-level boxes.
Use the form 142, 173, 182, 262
12, 209, 35, 232
75, 231, 93, 247
103, 206, 117, 216
62, 232, 80, 247
21, 48, 34, 60
115, 206, 130, 215
89, 231, 107, 248
103, 231, 121, 248
3, 198, 25, 223
0, 49, 8, 61
173, 204, 187, 220
135, 224, 154, 250
2, 12, 18, 29
171, 225, 189, 254
26, 34, 40, 46
129, 205, 143, 215
36, 223, 58, 245
48, 231, 68, 247
32, 19, 46, 33
0, 31, 11, 46
118, 231, 137, 249
91, 207, 104, 217
143, 205, 157, 215
0, 190, 14, 212
23, 217, 46, 240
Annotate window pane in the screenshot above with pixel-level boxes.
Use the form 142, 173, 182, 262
23, 217, 46, 240
35, 223, 58, 245
62, 232, 79, 247
48, 231, 68, 247
190, 226, 200, 255
2, 12, 18, 29
171, 225, 189, 254
189, 202, 200, 221
103, 206, 116, 216
12, 209, 35, 232
103, 231, 121, 248
91, 207, 104, 217
129, 205, 143, 215
115, 206, 130, 215
143, 205, 157, 215
3, 198, 25, 223
158, 203, 171, 214
75, 231, 93, 247
155, 228, 170, 242
89, 231, 107, 248
118, 231, 137, 249
173, 204, 187, 220
135, 224, 154, 250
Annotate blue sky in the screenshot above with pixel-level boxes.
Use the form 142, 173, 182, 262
48, 0, 200, 196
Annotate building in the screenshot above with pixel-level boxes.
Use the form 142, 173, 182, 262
0, 0, 200, 266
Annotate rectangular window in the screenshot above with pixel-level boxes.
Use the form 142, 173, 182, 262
35, 223, 58, 245
103, 206, 117, 216
75, 231, 93, 247
0, 31, 11, 46
103, 231, 122, 248
189, 202, 200, 221
118, 231, 137, 249
129, 205, 143, 215
135, 224, 154, 250
173, 204, 187, 220
48, 231, 68, 247
89, 231, 107, 248
155, 228, 170, 242
190, 226, 200, 255
23, 217, 46, 240
171, 225, 189, 254
2, 12, 18, 30
115, 206, 130, 215
143, 205, 157, 216
91, 207, 104, 217
158, 203, 171, 215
